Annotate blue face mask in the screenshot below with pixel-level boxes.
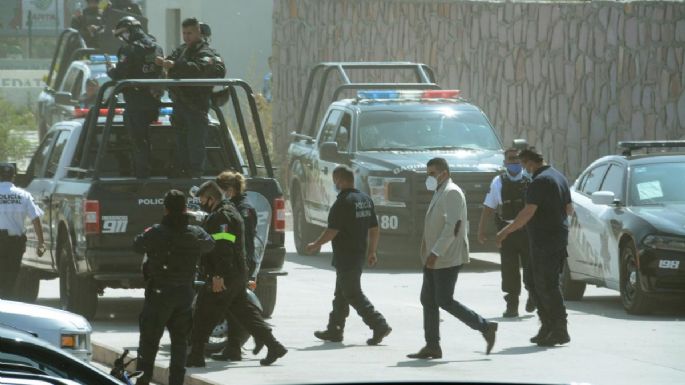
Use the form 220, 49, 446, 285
506, 163, 522, 175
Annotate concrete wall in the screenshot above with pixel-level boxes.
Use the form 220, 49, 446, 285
272, 0, 685, 178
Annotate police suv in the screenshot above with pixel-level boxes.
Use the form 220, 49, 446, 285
16, 79, 286, 320
287, 63, 505, 264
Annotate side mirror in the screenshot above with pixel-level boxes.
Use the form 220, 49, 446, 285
320, 141, 341, 162
591, 191, 616, 206
54, 91, 75, 105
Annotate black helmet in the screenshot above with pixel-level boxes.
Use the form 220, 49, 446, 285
114, 16, 141, 34
199, 22, 211, 39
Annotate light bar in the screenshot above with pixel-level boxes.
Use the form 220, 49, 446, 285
619, 140, 685, 156
89, 54, 117, 63
357, 89, 462, 100
159, 107, 173, 115
73, 107, 124, 118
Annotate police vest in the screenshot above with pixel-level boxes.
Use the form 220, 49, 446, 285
499, 172, 529, 221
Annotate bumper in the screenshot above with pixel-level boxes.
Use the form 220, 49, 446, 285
639, 248, 685, 294
84, 249, 145, 287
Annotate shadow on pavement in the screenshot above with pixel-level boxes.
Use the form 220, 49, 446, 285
392, 358, 490, 367
494, 345, 553, 355
296, 343, 364, 351
489, 314, 536, 323
566, 295, 685, 321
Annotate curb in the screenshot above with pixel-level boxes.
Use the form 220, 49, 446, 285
92, 341, 222, 385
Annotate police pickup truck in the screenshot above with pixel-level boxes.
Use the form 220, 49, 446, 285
287, 62, 504, 263
15, 79, 286, 320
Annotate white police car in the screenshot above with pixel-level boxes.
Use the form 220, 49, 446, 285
564, 141, 685, 314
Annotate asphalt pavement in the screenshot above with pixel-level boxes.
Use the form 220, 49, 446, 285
36, 231, 685, 385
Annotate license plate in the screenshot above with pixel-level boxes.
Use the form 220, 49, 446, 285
658, 260, 680, 269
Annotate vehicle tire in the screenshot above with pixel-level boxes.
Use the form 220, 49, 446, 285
620, 242, 651, 315
11, 267, 41, 303
58, 235, 98, 320
560, 259, 586, 301
254, 276, 277, 318
293, 195, 319, 256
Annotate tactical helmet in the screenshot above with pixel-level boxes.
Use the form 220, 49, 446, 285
114, 16, 141, 36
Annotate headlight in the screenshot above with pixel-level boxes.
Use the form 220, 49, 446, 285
367, 176, 406, 207
643, 235, 685, 252
61, 333, 89, 350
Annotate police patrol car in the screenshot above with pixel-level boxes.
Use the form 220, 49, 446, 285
563, 140, 685, 314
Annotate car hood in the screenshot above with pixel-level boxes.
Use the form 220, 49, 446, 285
630, 204, 685, 236
0, 300, 91, 334
354, 149, 503, 173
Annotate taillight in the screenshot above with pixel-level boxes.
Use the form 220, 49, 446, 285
84, 200, 100, 234
273, 198, 286, 233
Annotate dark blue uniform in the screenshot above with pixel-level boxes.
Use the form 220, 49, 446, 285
133, 215, 214, 385
107, 29, 163, 178
325, 188, 388, 335
525, 165, 571, 333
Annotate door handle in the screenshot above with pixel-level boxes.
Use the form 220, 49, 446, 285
321, 166, 328, 175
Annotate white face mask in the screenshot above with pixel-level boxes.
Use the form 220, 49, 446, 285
425, 176, 438, 191
118, 32, 130, 42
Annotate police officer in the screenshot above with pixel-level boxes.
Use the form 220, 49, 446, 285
0, 163, 45, 299
212, 170, 262, 361
155, 18, 226, 178
496, 149, 573, 347
477, 148, 535, 317
133, 190, 214, 385
70, 0, 104, 47
187, 181, 287, 367
106, 16, 163, 178
305, 165, 392, 346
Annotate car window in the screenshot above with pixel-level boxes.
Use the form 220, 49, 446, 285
60, 68, 79, 94
580, 164, 609, 195
0, 352, 69, 380
45, 131, 70, 179
600, 164, 625, 201
28, 131, 58, 179
335, 113, 352, 152
630, 162, 685, 205
70, 71, 84, 100
318, 110, 343, 146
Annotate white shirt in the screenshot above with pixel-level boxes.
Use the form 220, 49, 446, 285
483, 171, 525, 210
0, 182, 44, 236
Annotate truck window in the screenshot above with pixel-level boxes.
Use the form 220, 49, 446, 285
318, 110, 343, 146
357, 109, 501, 151
70, 70, 84, 100
45, 131, 70, 178
29, 131, 58, 178
60, 68, 79, 94
335, 113, 352, 152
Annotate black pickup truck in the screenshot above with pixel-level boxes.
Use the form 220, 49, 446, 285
15, 79, 286, 320
287, 62, 504, 264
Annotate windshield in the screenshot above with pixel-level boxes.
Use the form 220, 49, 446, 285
629, 162, 685, 205
357, 108, 501, 151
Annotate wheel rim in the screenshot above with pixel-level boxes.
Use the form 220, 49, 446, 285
294, 201, 304, 245
624, 251, 638, 306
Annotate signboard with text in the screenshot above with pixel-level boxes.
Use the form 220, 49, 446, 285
22, 0, 64, 30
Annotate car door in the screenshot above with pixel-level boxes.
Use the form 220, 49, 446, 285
594, 163, 626, 289
308, 109, 343, 224
321, 111, 353, 214
23, 131, 59, 267
568, 163, 610, 278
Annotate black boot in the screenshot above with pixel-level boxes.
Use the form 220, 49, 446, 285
482, 322, 498, 355
211, 344, 242, 361
367, 324, 392, 346
253, 339, 265, 355
503, 301, 519, 318
536, 319, 570, 347
530, 322, 550, 344
260, 341, 287, 366
314, 326, 343, 342
186, 347, 206, 368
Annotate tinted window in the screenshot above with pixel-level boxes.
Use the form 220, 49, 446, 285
318, 110, 342, 146
29, 131, 58, 178
580, 164, 609, 195
45, 131, 70, 178
600, 164, 625, 201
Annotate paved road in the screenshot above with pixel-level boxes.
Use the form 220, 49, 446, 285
37, 232, 685, 385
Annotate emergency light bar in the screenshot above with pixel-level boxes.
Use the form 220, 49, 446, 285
89, 54, 117, 63
357, 89, 461, 100
73, 106, 171, 118
619, 140, 685, 156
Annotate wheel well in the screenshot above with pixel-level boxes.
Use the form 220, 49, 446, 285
618, 235, 635, 281
290, 181, 301, 204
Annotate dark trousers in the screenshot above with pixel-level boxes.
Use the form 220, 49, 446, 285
328, 267, 387, 332
500, 228, 532, 304
137, 284, 194, 385
0, 233, 26, 298
172, 103, 209, 177
124, 108, 159, 178
421, 265, 489, 348
529, 246, 568, 324
190, 277, 276, 351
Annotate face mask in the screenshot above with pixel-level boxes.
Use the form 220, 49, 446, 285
118, 31, 130, 42
425, 176, 438, 191
506, 163, 522, 175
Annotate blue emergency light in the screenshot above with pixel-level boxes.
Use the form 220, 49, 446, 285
357, 89, 461, 100
89, 54, 117, 63
159, 107, 173, 115
357, 90, 400, 99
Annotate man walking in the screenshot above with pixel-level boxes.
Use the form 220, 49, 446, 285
107, 16, 163, 178
133, 190, 214, 385
305, 165, 391, 346
408, 158, 497, 359
496, 149, 572, 347
477, 148, 535, 317
156, 18, 225, 178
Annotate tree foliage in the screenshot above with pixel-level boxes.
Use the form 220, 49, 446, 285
0, 97, 34, 162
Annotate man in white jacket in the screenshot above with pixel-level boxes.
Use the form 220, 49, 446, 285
407, 157, 498, 359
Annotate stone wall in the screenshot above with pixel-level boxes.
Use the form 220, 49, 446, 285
272, 0, 685, 179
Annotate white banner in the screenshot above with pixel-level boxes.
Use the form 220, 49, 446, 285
22, 0, 64, 31
0, 70, 45, 88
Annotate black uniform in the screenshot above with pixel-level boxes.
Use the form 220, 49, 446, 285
70, 7, 104, 47
495, 172, 533, 312
133, 215, 214, 385
166, 40, 225, 177
107, 29, 163, 178
189, 200, 284, 364
325, 188, 388, 335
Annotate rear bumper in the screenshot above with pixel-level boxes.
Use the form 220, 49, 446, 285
640, 248, 685, 295
84, 249, 145, 287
